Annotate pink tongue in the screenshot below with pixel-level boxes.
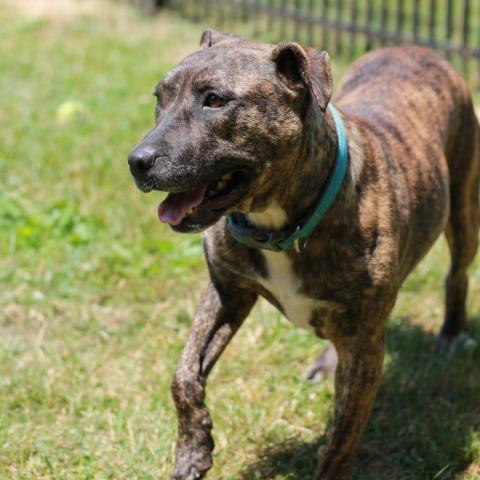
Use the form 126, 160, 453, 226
158, 185, 207, 225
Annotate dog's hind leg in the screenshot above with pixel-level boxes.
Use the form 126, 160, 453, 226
171, 279, 257, 480
305, 343, 338, 381
438, 104, 480, 352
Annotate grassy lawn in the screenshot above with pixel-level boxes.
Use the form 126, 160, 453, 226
0, 1, 479, 479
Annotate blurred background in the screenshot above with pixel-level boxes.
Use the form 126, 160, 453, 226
0, 0, 479, 479
160, 0, 480, 88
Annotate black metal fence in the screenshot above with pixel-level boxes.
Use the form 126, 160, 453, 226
131, 0, 167, 16
163, 0, 480, 89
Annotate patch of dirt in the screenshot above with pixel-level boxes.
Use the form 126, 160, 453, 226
0, 0, 108, 20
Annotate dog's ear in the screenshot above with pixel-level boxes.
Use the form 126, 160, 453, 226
272, 42, 332, 111
200, 29, 244, 48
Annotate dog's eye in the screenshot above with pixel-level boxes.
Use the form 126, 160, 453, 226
204, 94, 227, 109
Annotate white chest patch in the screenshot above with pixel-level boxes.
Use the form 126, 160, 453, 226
246, 203, 341, 331
258, 251, 318, 330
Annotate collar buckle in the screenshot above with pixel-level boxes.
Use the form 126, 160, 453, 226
227, 213, 287, 251
293, 226, 302, 253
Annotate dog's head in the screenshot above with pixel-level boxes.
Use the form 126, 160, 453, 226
128, 30, 332, 232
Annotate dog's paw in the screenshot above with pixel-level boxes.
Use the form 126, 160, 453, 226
173, 461, 210, 480
305, 343, 338, 381
435, 332, 478, 356
172, 436, 214, 480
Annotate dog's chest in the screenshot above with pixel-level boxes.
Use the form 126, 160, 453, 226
256, 251, 318, 330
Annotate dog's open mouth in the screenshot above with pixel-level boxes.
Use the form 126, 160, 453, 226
158, 170, 251, 230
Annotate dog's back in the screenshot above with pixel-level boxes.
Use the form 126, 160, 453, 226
336, 46, 473, 139
335, 46, 480, 281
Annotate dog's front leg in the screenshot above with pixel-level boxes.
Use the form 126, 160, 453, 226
315, 330, 385, 480
171, 280, 257, 480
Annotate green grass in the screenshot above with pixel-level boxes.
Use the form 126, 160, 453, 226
0, 1, 479, 479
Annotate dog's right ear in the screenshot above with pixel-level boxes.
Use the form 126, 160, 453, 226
272, 42, 333, 112
200, 29, 244, 48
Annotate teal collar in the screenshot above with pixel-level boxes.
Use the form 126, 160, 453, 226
226, 103, 348, 252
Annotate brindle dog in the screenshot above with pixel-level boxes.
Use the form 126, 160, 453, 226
128, 30, 480, 480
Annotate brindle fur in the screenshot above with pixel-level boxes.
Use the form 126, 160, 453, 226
128, 31, 480, 480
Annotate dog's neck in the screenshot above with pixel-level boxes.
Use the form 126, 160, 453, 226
247, 105, 355, 231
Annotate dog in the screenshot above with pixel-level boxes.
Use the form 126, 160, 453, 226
128, 30, 480, 479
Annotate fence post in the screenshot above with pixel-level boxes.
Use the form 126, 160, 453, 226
446, 0, 453, 59
321, 0, 329, 52
462, 0, 471, 76
412, 0, 420, 41
349, 0, 358, 57
428, 0, 436, 46
141, 0, 167, 16
395, 0, 405, 44
366, 0, 374, 51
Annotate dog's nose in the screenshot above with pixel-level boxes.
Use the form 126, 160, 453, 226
128, 145, 156, 177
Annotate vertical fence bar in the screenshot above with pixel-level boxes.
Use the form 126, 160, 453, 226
349, 0, 358, 57
413, 0, 420, 41
293, 0, 301, 42
267, 0, 275, 33
321, 0, 329, 51
204, 0, 209, 21
335, 0, 343, 55
428, 0, 436, 46
141, 0, 157, 16
366, 0, 374, 51
446, 0, 453, 59
177, 0, 185, 17
195, 2, 203, 22
307, 0, 315, 46
462, 0, 470, 76
195, 0, 202, 22
192, 0, 199, 21
380, 0, 388, 46
217, 0, 225, 26
396, 0, 405, 44
252, 0, 260, 36
280, 0, 287, 39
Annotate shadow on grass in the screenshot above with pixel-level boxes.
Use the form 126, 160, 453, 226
238, 318, 480, 480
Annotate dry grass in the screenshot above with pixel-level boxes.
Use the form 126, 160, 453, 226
6, 0, 107, 20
